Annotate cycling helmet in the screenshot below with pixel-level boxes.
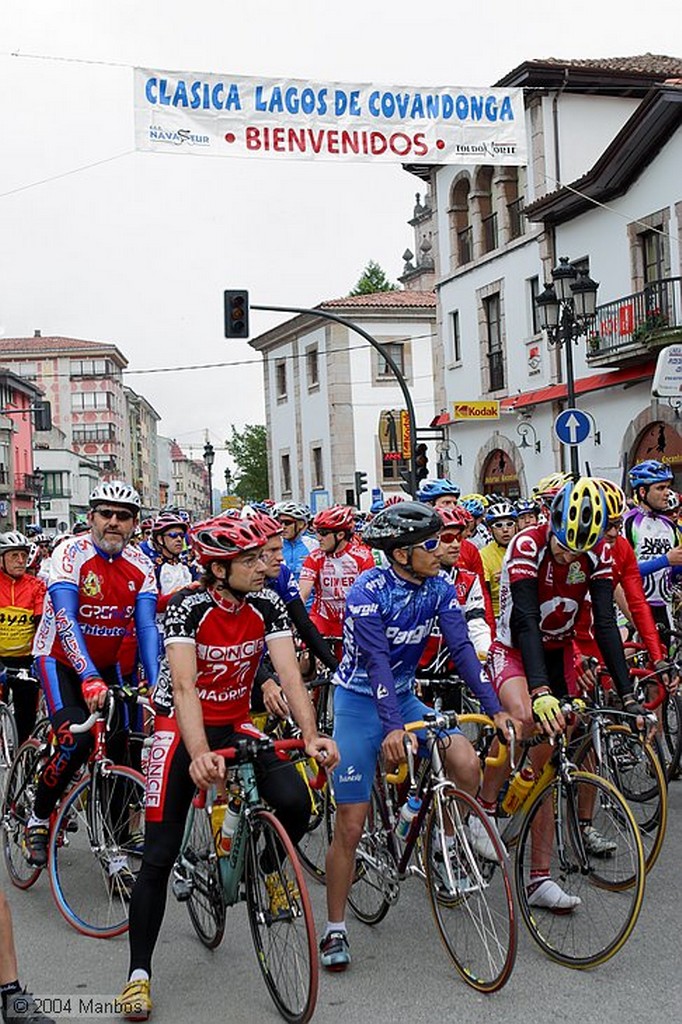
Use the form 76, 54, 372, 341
550, 477, 607, 553
0, 531, 30, 553
241, 509, 283, 539
88, 480, 141, 512
628, 460, 674, 490
26, 542, 42, 570
485, 501, 518, 525
72, 522, 89, 536
24, 523, 42, 538
460, 497, 485, 519
667, 491, 681, 512
369, 496, 385, 514
363, 501, 443, 554
384, 495, 406, 506
416, 479, 461, 503
189, 515, 269, 567
532, 472, 572, 502
151, 511, 188, 537
273, 501, 311, 523
595, 479, 627, 520
313, 505, 355, 533
437, 505, 473, 530
514, 498, 541, 516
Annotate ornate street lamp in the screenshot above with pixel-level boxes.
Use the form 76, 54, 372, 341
203, 441, 215, 515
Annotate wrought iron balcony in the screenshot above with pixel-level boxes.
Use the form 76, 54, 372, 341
14, 473, 42, 497
587, 277, 682, 367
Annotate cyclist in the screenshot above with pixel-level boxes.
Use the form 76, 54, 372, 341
480, 502, 518, 619
460, 494, 490, 549
514, 497, 541, 531
480, 478, 644, 910
532, 471, 572, 520
118, 514, 338, 1021
299, 506, 374, 658
320, 501, 515, 971
24, 482, 160, 871
272, 501, 316, 581
139, 511, 200, 621
0, 532, 45, 744
625, 459, 682, 647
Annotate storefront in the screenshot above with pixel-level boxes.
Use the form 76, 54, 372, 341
481, 449, 521, 498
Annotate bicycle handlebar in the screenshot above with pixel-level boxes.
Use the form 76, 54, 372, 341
384, 711, 511, 783
207, 736, 327, 791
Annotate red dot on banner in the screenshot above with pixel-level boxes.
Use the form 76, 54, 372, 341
224, 132, 236, 144
436, 139, 445, 150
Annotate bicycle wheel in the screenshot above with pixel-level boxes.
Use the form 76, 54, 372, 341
425, 786, 516, 992
661, 693, 682, 780
574, 726, 667, 875
295, 775, 334, 883
1, 738, 44, 889
182, 803, 226, 949
347, 781, 395, 925
48, 765, 146, 938
314, 681, 334, 736
244, 808, 318, 1024
0, 703, 18, 800
515, 771, 645, 968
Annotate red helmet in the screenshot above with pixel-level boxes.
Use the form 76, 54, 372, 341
152, 511, 187, 537
242, 509, 283, 539
437, 505, 472, 530
384, 495, 406, 506
313, 505, 355, 533
189, 515, 268, 567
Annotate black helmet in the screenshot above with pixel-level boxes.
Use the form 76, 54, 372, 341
362, 501, 442, 554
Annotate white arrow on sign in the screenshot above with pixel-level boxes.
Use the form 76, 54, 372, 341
564, 413, 582, 444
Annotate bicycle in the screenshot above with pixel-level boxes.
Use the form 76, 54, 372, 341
0, 672, 19, 801
347, 710, 516, 993
171, 734, 321, 1024
488, 701, 646, 968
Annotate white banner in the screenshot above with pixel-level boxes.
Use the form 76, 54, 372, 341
134, 68, 527, 165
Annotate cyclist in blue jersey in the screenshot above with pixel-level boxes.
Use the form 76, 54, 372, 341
272, 501, 317, 581
320, 501, 516, 971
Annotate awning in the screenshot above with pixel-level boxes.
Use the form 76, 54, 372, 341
431, 361, 654, 427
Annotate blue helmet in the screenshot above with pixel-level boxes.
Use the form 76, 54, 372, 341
461, 497, 485, 519
515, 498, 541, 516
370, 497, 385, 514
629, 460, 673, 490
416, 479, 461, 503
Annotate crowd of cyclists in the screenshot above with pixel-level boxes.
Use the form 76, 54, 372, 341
0, 456, 680, 1022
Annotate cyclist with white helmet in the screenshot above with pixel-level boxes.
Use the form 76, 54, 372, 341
480, 502, 518, 619
273, 501, 316, 582
25, 482, 160, 871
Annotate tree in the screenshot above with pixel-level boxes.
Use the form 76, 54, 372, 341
225, 423, 269, 501
349, 260, 398, 296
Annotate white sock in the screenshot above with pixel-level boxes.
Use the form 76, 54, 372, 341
129, 970, 149, 983
324, 920, 346, 936
27, 814, 49, 828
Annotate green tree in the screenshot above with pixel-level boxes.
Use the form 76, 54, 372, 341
225, 423, 269, 501
349, 260, 398, 296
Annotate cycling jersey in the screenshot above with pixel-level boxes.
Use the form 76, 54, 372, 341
33, 534, 160, 685
459, 538, 496, 631
154, 586, 290, 725
419, 565, 491, 670
300, 543, 374, 637
282, 533, 317, 581
335, 566, 501, 735
139, 541, 201, 615
479, 540, 507, 618
0, 572, 45, 658
470, 522, 491, 550
264, 564, 338, 672
624, 506, 681, 613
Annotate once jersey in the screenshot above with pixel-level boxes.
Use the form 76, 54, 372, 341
300, 544, 374, 636
0, 573, 45, 658
154, 587, 291, 725
33, 535, 157, 671
496, 523, 612, 648
624, 507, 680, 606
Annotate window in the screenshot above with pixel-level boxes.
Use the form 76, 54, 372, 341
275, 360, 287, 400
382, 455, 409, 482
0, 383, 14, 410
482, 212, 498, 254
378, 343, 405, 377
73, 424, 117, 443
280, 453, 292, 494
71, 391, 114, 411
528, 277, 541, 335
641, 230, 665, 285
484, 294, 504, 391
306, 347, 319, 389
508, 197, 525, 240
312, 446, 324, 489
41, 471, 71, 498
70, 359, 116, 378
90, 454, 118, 471
449, 311, 461, 364
15, 362, 37, 380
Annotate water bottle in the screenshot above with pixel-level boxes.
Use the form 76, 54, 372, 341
395, 794, 422, 840
218, 793, 242, 855
210, 798, 227, 851
501, 766, 535, 815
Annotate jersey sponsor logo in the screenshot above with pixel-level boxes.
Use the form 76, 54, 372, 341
538, 596, 579, 634
347, 602, 378, 616
82, 570, 103, 598
376, 683, 389, 699
566, 562, 586, 585
146, 729, 175, 808
196, 639, 264, 662
385, 622, 431, 645
338, 764, 363, 783
514, 534, 538, 559
196, 683, 249, 704
54, 607, 88, 674
80, 603, 135, 621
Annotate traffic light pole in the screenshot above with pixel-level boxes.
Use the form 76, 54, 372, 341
252, 303, 419, 497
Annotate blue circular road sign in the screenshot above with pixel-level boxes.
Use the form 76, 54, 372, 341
553, 408, 591, 446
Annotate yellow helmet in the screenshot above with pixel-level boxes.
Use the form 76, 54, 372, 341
550, 477, 607, 552
460, 493, 485, 505
532, 471, 572, 502
595, 479, 627, 520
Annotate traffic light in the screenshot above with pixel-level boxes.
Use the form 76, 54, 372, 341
415, 443, 429, 482
354, 470, 368, 506
224, 290, 249, 338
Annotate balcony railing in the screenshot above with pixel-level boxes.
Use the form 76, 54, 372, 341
507, 197, 525, 240
458, 226, 473, 265
589, 277, 682, 358
482, 212, 498, 253
14, 473, 42, 497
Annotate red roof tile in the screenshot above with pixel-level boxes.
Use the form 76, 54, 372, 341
319, 291, 436, 309
0, 335, 128, 365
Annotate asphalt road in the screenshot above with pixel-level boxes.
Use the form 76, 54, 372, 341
4, 782, 682, 1024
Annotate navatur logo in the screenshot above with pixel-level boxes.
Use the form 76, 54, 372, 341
148, 125, 210, 147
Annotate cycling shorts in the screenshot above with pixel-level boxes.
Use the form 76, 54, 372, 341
487, 639, 577, 698
332, 687, 461, 805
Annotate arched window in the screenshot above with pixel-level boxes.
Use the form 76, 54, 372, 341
449, 174, 472, 269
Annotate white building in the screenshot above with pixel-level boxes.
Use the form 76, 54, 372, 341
406, 54, 682, 495
249, 292, 438, 508
34, 425, 100, 533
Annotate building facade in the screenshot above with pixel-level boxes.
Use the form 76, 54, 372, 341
0, 368, 43, 531
33, 425, 101, 532
124, 386, 161, 513
170, 441, 208, 520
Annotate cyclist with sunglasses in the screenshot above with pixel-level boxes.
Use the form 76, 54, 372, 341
272, 501, 317, 582
24, 482, 160, 870
321, 501, 513, 971
140, 512, 201, 620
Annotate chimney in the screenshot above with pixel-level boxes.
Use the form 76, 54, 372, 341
34, 329, 41, 337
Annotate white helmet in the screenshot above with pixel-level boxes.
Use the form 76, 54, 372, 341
273, 501, 311, 523
88, 480, 141, 512
0, 531, 30, 553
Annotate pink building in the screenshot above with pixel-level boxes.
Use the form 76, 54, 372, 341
0, 369, 42, 531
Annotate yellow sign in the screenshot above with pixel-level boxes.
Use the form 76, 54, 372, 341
400, 410, 412, 460
221, 495, 242, 510
452, 400, 500, 421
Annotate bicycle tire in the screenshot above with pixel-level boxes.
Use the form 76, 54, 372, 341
661, 692, 682, 780
1, 738, 44, 889
347, 780, 394, 925
182, 802, 226, 949
573, 725, 667, 875
244, 808, 318, 1024
48, 765, 146, 938
295, 776, 334, 883
425, 785, 516, 992
0, 703, 18, 798
515, 770, 645, 968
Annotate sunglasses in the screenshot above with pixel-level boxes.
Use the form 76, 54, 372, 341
607, 518, 623, 531
163, 530, 185, 539
439, 530, 463, 545
316, 528, 336, 537
93, 508, 134, 522
411, 536, 440, 552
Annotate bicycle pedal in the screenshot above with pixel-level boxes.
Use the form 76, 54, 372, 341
171, 871, 194, 901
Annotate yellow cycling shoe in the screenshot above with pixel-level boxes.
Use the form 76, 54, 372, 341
116, 978, 152, 1022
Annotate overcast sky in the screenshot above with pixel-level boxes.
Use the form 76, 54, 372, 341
0, 0, 680, 483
